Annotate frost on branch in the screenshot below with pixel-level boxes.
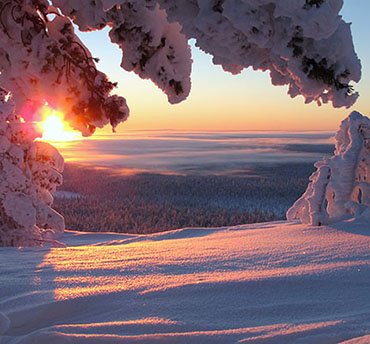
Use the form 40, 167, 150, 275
158, 0, 361, 107
0, 0, 129, 136
287, 112, 370, 226
108, 3, 192, 104
53, 0, 192, 104
0, 93, 64, 247
55, 0, 361, 108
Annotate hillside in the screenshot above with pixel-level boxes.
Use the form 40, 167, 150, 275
1, 220, 370, 343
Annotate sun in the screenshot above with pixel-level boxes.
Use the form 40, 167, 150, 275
37, 107, 81, 142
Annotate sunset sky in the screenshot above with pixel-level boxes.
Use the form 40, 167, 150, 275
78, 1, 370, 132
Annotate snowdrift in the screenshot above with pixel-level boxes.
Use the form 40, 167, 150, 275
1, 220, 370, 343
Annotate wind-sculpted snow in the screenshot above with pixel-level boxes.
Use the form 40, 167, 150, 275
1, 221, 370, 342
287, 112, 370, 226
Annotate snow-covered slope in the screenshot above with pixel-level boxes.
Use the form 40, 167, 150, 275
1, 220, 370, 343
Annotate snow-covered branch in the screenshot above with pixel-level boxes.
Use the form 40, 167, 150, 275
55, 0, 361, 110
0, 0, 363, 135
0, 0, 129, 136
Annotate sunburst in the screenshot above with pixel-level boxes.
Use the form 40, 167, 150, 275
38, 107, 81, 142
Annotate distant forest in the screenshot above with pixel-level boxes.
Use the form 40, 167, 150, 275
53, 163, 316, 234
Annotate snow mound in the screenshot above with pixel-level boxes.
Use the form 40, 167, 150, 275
287, 111, 370, 226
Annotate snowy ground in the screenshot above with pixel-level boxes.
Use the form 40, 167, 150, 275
1, 221, 370, 343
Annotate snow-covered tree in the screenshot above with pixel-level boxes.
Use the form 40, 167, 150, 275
287, 111, 369, 226
0, 90, 64, 246
0, 0, 363, 245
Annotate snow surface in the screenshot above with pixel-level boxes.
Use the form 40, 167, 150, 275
1, 220, 370, 343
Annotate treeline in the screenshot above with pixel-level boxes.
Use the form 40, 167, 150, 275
53, 163, 315, 234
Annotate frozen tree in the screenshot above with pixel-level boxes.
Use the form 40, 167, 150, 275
0, 89, 64, 246
0, 0, 363, 245
287, 111, 370, 226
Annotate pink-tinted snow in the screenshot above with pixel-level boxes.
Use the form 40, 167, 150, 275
1, 220, 370, 343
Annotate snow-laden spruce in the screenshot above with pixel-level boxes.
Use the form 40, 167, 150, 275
0, 92, 64, 247
287, 112, 370, 226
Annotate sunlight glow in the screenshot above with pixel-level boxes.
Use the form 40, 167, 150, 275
38, 107, 81, 142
